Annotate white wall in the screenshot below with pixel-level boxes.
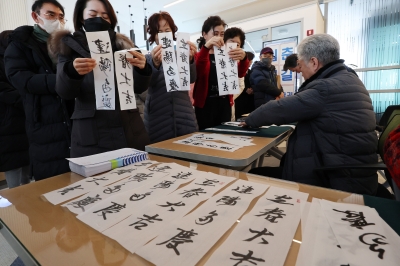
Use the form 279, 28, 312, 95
190, 3, 325, 45
0, 0, 30, 31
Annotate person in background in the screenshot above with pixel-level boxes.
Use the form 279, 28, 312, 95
250, 47, 283, 109
50, 0, 151, 157
4, 0, 73, 181
193, 16, 249, 130
283, 53, 301, 73
0, 31, 30, 188
144, 11, 198, 143
242, 34, 379, 196
235, 51, 255, 120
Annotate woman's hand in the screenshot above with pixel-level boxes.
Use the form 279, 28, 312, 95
150, 44, 162, 68
204, 36, 224, 49
127, 50, 147, 69
228, 48, 246, 61
188, 41, 197, 62
73, 58, 96, 75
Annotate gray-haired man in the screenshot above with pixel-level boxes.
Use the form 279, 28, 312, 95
241, 34, 378, 195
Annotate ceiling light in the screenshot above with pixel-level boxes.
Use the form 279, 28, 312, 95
164, 0, 185, 8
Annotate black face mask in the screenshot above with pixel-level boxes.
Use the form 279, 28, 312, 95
84, 17, 111, 32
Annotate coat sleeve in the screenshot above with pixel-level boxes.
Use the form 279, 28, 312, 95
55, 53, 85, 100
5, 42, 57, 95
253, 80, 282, 97
0, 60, 22, 107
132, 62, 152, 94
189, 59, 197, 84
245, 81, 328, 127
238, 57, 249, 78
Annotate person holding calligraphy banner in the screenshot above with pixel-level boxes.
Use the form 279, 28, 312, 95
144, 11, 198, 143
193, 16, 250, 130
250, 47, 284, 109
50, 0, 152, 157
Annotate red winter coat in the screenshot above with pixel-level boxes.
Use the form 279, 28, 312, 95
193, 46, 249, 108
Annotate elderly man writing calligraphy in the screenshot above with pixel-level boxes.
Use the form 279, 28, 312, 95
241, 34, 378, 195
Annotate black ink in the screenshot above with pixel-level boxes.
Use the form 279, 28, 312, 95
157, 201, 185, 212
181, 76, 189, 87
122, 90, 134, 104
195, 210, 218, 225
231, 80, 238, 91
359, 233, 388, 259
216, 48, 225, 56
92, 39, 110, 54
230, 250, 265, 266
216, 196, 240, 206
220, 72, 228, 80
244, 228, 274, 244
195, 179, 219, 187
58, 185, 84, 195
256, 207, 286, 223
102, 94, 112, 108
230, 68, 237, 76
120, 72, 131, 85
267, 195, 294, 205
222, 81, 229, 91
333, 209, 376, 229
233, 185, 254, 194
86, 177, 109, 185
102, 78, 112, 93
99, 57, 112, 76
130, 191, 153, 201
166, 66, 176, 76
113, 168, 136, 175
149, 165, 172, 172
180, 188, 206, 198
163, 51, 174, 64
129, 214, 162, 230
156, 228, 198, 256
93, 201, 126, 220
103, 185, 124, 194
69, 194, 102, 211
168, 79, 180, 91
128, 173, 154, 182
161, 36, 172, 49
180, 52, 188, 63
171, 171, 192, 180
118, 53, 131, 69
229, 58, 235, 68
180, 66, 188, 75
152, 180, 175, 189
179, 39, 188, 50
219, 58, 227, 69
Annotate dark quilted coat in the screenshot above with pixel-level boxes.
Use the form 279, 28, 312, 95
144, 54, 198, 143
250, 61, 281, 108
4, 26, 72, 180
245, 60, 379, 195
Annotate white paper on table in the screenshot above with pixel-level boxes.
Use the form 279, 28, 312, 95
296, 198, 348, 266
158, 32, 181, 92
206, 186, 308, 266
77, 163, 199, 232
42, 170, 132, 205
190, 133, 255, 146
114, 50, 136, 110
62, 169, 169, 214
175, 32, 190, 91
204, 127, 259, 134
86, 31, 115, 110
300, 201, 311, 237
226, 43, 240, 95
213, 45, 230, 96
103, 172, 236, 253
135, 180, 269, 266
174, 138, 242, 152
67, 148, 146, 166
320, 200, 400, 266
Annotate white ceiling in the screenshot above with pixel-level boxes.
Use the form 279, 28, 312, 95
59, 0, 314, 48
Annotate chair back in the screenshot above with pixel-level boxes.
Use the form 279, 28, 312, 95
378, 105, 400, 126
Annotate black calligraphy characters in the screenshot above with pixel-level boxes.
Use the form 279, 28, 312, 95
129, 214, 163, 230
179, 38, 188, 50
195, 179, 219, 187
244, 228, 274, 244
102, 78, 112, 93
68, 194, 102, 211
92, 39, 110, 54
256, 207, 286, 223
118, 53, 131, 69
230, 250, 265, 266
103, 185, 124, 195
161, 36, 172, 49
233, 185, 254, 194
333, 209, 376, 229
359, 233, 388, 259
267, 195, 294, 205
86, 177, 109, 185
216, 196, 240, 206
99, 57, 112, 76
169, 79, 180, 91
58, 185, 84, 195
93, 202, 126, 220
180, 52, 188, 63
157, 201, 186, 212
122, 90, 134, 104
163, 51, 174, 64
180, 188, 206, 198
156, 228, 198, 256
181, 76, 189, 87
130, 191, 153, 201
195, 210, 218, 225
120, 73, 131, 86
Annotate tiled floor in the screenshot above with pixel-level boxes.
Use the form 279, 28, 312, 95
0, 144, 393, 266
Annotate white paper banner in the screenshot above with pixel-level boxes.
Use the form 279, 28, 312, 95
190, 133, 255, 146
102, 172, 236, 253
114, 50, 136, 110
136, 180, 269, 266
158, 32, 181, 92
320, 199, 400, 266
213, 44, 231, 96
175, 32, 190, 91
86, 31, 115, 110
77, 164, 200, 232
206, 186, 308, 266
226, 43, 240, 95
174, 138, 241, 152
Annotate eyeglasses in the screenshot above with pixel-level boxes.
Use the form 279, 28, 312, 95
38, 12, 66, 23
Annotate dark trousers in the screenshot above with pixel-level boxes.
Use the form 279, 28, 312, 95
248, 153, 286, 179
195, 96, 231, 130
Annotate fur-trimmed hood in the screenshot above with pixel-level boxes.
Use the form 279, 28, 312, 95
48, 29, 136, 59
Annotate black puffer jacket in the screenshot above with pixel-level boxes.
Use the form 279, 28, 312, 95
246, 60, 378, 195
4, 26, 73, 180
50, 30, 151, 157
250, 61, 281, 108
144, 54, 198, 143
0, 31, 29, 172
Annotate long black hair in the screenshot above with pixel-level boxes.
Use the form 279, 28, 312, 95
73, 0, 118, 31
197, 16, 226, 49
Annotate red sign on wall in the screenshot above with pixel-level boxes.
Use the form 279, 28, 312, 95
307, 29, 314, 36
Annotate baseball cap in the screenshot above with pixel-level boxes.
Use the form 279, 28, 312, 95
260, 47, 274, 55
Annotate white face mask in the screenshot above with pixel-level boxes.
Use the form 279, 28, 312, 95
38, 16, 64, 34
